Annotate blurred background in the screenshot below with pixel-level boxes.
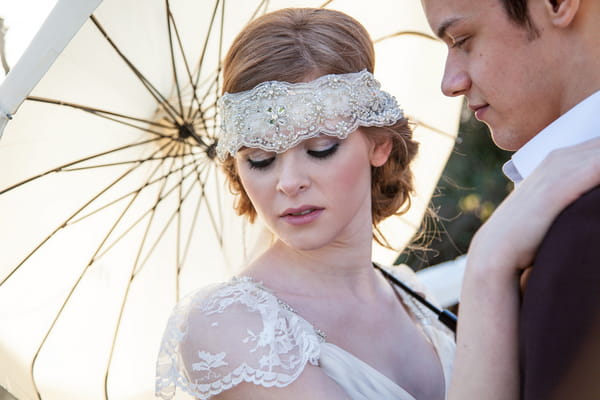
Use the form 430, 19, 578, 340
399, 106, 513, 271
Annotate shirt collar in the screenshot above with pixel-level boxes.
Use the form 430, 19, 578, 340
503, 90, 600, 183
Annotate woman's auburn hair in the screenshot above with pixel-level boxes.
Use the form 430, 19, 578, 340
219, 8, 418, 249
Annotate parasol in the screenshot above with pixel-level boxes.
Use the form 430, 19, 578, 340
0, 0, 462, 398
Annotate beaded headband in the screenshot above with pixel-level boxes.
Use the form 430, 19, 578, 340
216, 70, 403, 160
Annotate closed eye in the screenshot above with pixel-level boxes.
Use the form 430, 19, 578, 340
247, 156, 275, 170
308, 143, 339, 159
451, 36, 470, 49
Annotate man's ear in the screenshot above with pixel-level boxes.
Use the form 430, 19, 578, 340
370, 135, 393, 167
545, 0, 580, 27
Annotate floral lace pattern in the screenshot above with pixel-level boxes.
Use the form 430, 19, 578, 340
216, 70, 403, 159
155, 277, 322, 400
156, 267, 454, 399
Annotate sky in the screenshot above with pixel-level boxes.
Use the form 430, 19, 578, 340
0, 0, 57, 82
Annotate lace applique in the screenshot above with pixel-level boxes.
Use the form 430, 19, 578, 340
155, 277, 322, 399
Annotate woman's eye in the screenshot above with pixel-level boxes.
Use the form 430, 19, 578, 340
308, 143, 339, 159
247, 156, 275, 170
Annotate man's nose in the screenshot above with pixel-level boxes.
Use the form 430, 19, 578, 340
441, 56, 471, 97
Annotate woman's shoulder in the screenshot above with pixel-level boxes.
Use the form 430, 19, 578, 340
156, 277, 322, 400
378, 264, 429, 295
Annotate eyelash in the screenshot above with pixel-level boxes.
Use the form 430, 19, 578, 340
247, 143, 340, 170
308, 143, 339, 159
247, 157, 275, 169
451, 37, 469, 49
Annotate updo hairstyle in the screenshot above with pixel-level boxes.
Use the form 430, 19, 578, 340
220, 8, 418, 248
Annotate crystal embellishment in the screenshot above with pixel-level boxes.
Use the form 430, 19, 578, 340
216, 70, 403, 160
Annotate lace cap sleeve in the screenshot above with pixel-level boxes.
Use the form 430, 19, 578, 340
155, 277, 322, 399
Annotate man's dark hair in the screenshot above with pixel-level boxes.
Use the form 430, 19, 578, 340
500, 0, 540, 37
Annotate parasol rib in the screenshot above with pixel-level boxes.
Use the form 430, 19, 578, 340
165, 0, 185, 119
26, 139, 177, 399
26, 96, 173, 131
90, 15, 182, 124
103, 141, 185, 399
61, 152, 197, 172
92, 156, 204, 260
68, 152, 200, 226
0, 138, 163, 196
373, 30, 438, 44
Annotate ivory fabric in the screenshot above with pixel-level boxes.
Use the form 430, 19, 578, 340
156, 265, 455, 399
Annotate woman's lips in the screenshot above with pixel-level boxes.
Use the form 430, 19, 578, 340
280, 206, 324, 225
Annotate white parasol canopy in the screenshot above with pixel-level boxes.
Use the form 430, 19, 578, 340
0, 0, 461, 398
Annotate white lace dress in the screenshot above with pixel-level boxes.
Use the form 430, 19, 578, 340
155, 265, 455, 400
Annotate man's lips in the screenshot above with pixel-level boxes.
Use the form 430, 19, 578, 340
469, 103, 488, 113
469, 103, 489, 119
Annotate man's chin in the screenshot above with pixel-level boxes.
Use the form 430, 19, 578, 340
489, 128, 527, 152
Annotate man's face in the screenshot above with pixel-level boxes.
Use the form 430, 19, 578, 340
422, 0, 563, 151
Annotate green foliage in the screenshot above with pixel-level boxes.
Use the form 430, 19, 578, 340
399, 104, 513, 270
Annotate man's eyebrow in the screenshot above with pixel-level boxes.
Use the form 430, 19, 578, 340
437, 17, 462, 39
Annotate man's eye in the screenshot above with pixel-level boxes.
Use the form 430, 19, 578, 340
308, 143, 339, 159
451, 36, 470, 49
247, 157, 275, 169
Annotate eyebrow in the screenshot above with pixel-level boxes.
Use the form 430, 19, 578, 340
436, 17, 462, 39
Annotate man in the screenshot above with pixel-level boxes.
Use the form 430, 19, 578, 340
421, 0, 600, 399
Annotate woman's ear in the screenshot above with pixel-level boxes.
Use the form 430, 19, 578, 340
370, 135, 393, 167
545, 0, 580, 28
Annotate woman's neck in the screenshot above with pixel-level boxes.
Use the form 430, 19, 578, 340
243, 238, 386, 303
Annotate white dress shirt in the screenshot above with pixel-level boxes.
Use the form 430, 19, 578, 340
502, 90, 600, 183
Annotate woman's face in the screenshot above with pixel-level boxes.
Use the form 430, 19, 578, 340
235, 130, 383, 251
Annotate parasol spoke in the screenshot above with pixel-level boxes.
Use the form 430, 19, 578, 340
177, 167, 207, 290
61, 152, 196, 172
0, 139, 175, 286
175, 141, 188, 295
248, 0, 269, 23
68, 148, 199, 227
133, 157, 212, 279
166, 6, 214, 142
91, 152, 202, 260
164, 1, 204, 124
408, 114, 458, 140
27, 96, 174, 131
96, 147, 209, 269
165, 0, 185, 119
189, 75, 219, 129
188, 152, 223, 250
0, 137, 164, 196
26, 143, 182, 400
373, 30, 438, 44
192, 0, 221, 92
89, 15, 182, 124
101, 141, 187, 400
214, 0, 226, 114
209, 160, 225, 246
178, 152, 226, 267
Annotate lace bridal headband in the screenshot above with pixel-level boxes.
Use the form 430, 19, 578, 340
216, 70, 403, 160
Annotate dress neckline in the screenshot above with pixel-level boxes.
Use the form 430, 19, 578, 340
230, 272, 451, 397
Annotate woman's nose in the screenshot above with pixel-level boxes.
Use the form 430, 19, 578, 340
276, 157, 310, 197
